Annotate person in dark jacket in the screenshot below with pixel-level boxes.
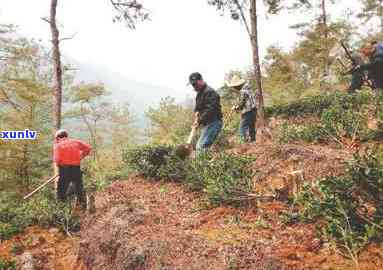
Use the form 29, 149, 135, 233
355, 41, 383, 91
188, 72, 223, 153
228, 75, 257, 143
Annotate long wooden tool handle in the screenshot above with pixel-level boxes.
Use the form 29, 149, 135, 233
337, 58, 348, 70
340, 41, 356, 66
186, 126, 197, 144
23, 175, 59, 200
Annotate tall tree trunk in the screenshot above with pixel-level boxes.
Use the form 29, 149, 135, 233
50, 0, 62, 131
249, 0, 265, 126
321, 0, 328, 40
321, 0, 330, 88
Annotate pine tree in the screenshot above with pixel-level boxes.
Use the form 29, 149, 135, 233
145, 97, 193, 145
0, 36, 53, 193
207, 0, 283, 127
67, 82, 112, 161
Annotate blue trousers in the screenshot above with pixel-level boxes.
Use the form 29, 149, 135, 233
239, 109, 257, 142
196, 119, 223, 153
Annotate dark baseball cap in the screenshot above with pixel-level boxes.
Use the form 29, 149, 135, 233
187, 72, 203, 85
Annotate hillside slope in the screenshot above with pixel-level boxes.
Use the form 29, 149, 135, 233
2, 142, 383, 270
3, 91, 383, 269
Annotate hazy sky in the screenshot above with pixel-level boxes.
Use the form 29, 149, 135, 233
1, 0, 363, 101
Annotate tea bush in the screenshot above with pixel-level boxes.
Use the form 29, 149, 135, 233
276, 90, 373, 144
186, 152, 255, 206
122, 145, 186, 180
321, 103, 369, 140
0, 191, 80, 240
123, 145, 256, 206
0, 257, 16, 270
279, 122, 324, 143
265, 90, 373, 119
265, 92, 336, 118
293, 149, 383, 260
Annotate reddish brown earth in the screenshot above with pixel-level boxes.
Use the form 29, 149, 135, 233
2, 143, 383, 270
0, 227, 85, 270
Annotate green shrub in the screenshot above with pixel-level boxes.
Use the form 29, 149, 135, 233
293, 149, 383, 260
279, 122, 324, 143
156, 154, 187, 181
276, 90, 373, 144
0, 257, 16, 270
186, 152, 255, 206
184, 153, 207, 191
321, 103, 368, 140
265, 90, 373, 119
123, 145, 256, 207
265, 92, 335, 118
0, 223, 21, 241
0, 191, 80, 240
122, 145, 185, 180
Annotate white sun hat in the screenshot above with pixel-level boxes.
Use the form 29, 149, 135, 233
227, 75, 246, 87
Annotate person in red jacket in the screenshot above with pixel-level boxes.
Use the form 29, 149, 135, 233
53, 129, 91, 210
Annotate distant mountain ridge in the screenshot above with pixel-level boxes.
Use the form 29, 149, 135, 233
73, 61, 177, 128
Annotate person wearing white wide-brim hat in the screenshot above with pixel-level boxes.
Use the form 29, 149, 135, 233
227, 75, 257, 143
227, 75, 246, 88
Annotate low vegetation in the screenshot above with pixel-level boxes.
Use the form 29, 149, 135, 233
285, 149, 383, 264
277, 90, 381, 145
0, 191, 80, 241
0, 257, 16, 270
123, 145, 255, 206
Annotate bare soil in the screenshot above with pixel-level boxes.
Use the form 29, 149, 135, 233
2, 143, 383, 270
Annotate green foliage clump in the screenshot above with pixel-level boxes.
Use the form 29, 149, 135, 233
123, 145, 255, 206
279, 122, 323, 143
186, 152, 255, 206
0, 257, 16, 270
0, 35, 54, 193
265, 90, 372, 119
0, 192, 80, 240
320, 93, 370, 140
265, 92, 335, 118
277, 90, 374, 144
122, 145, 186, 180
293, 149, 383, 260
